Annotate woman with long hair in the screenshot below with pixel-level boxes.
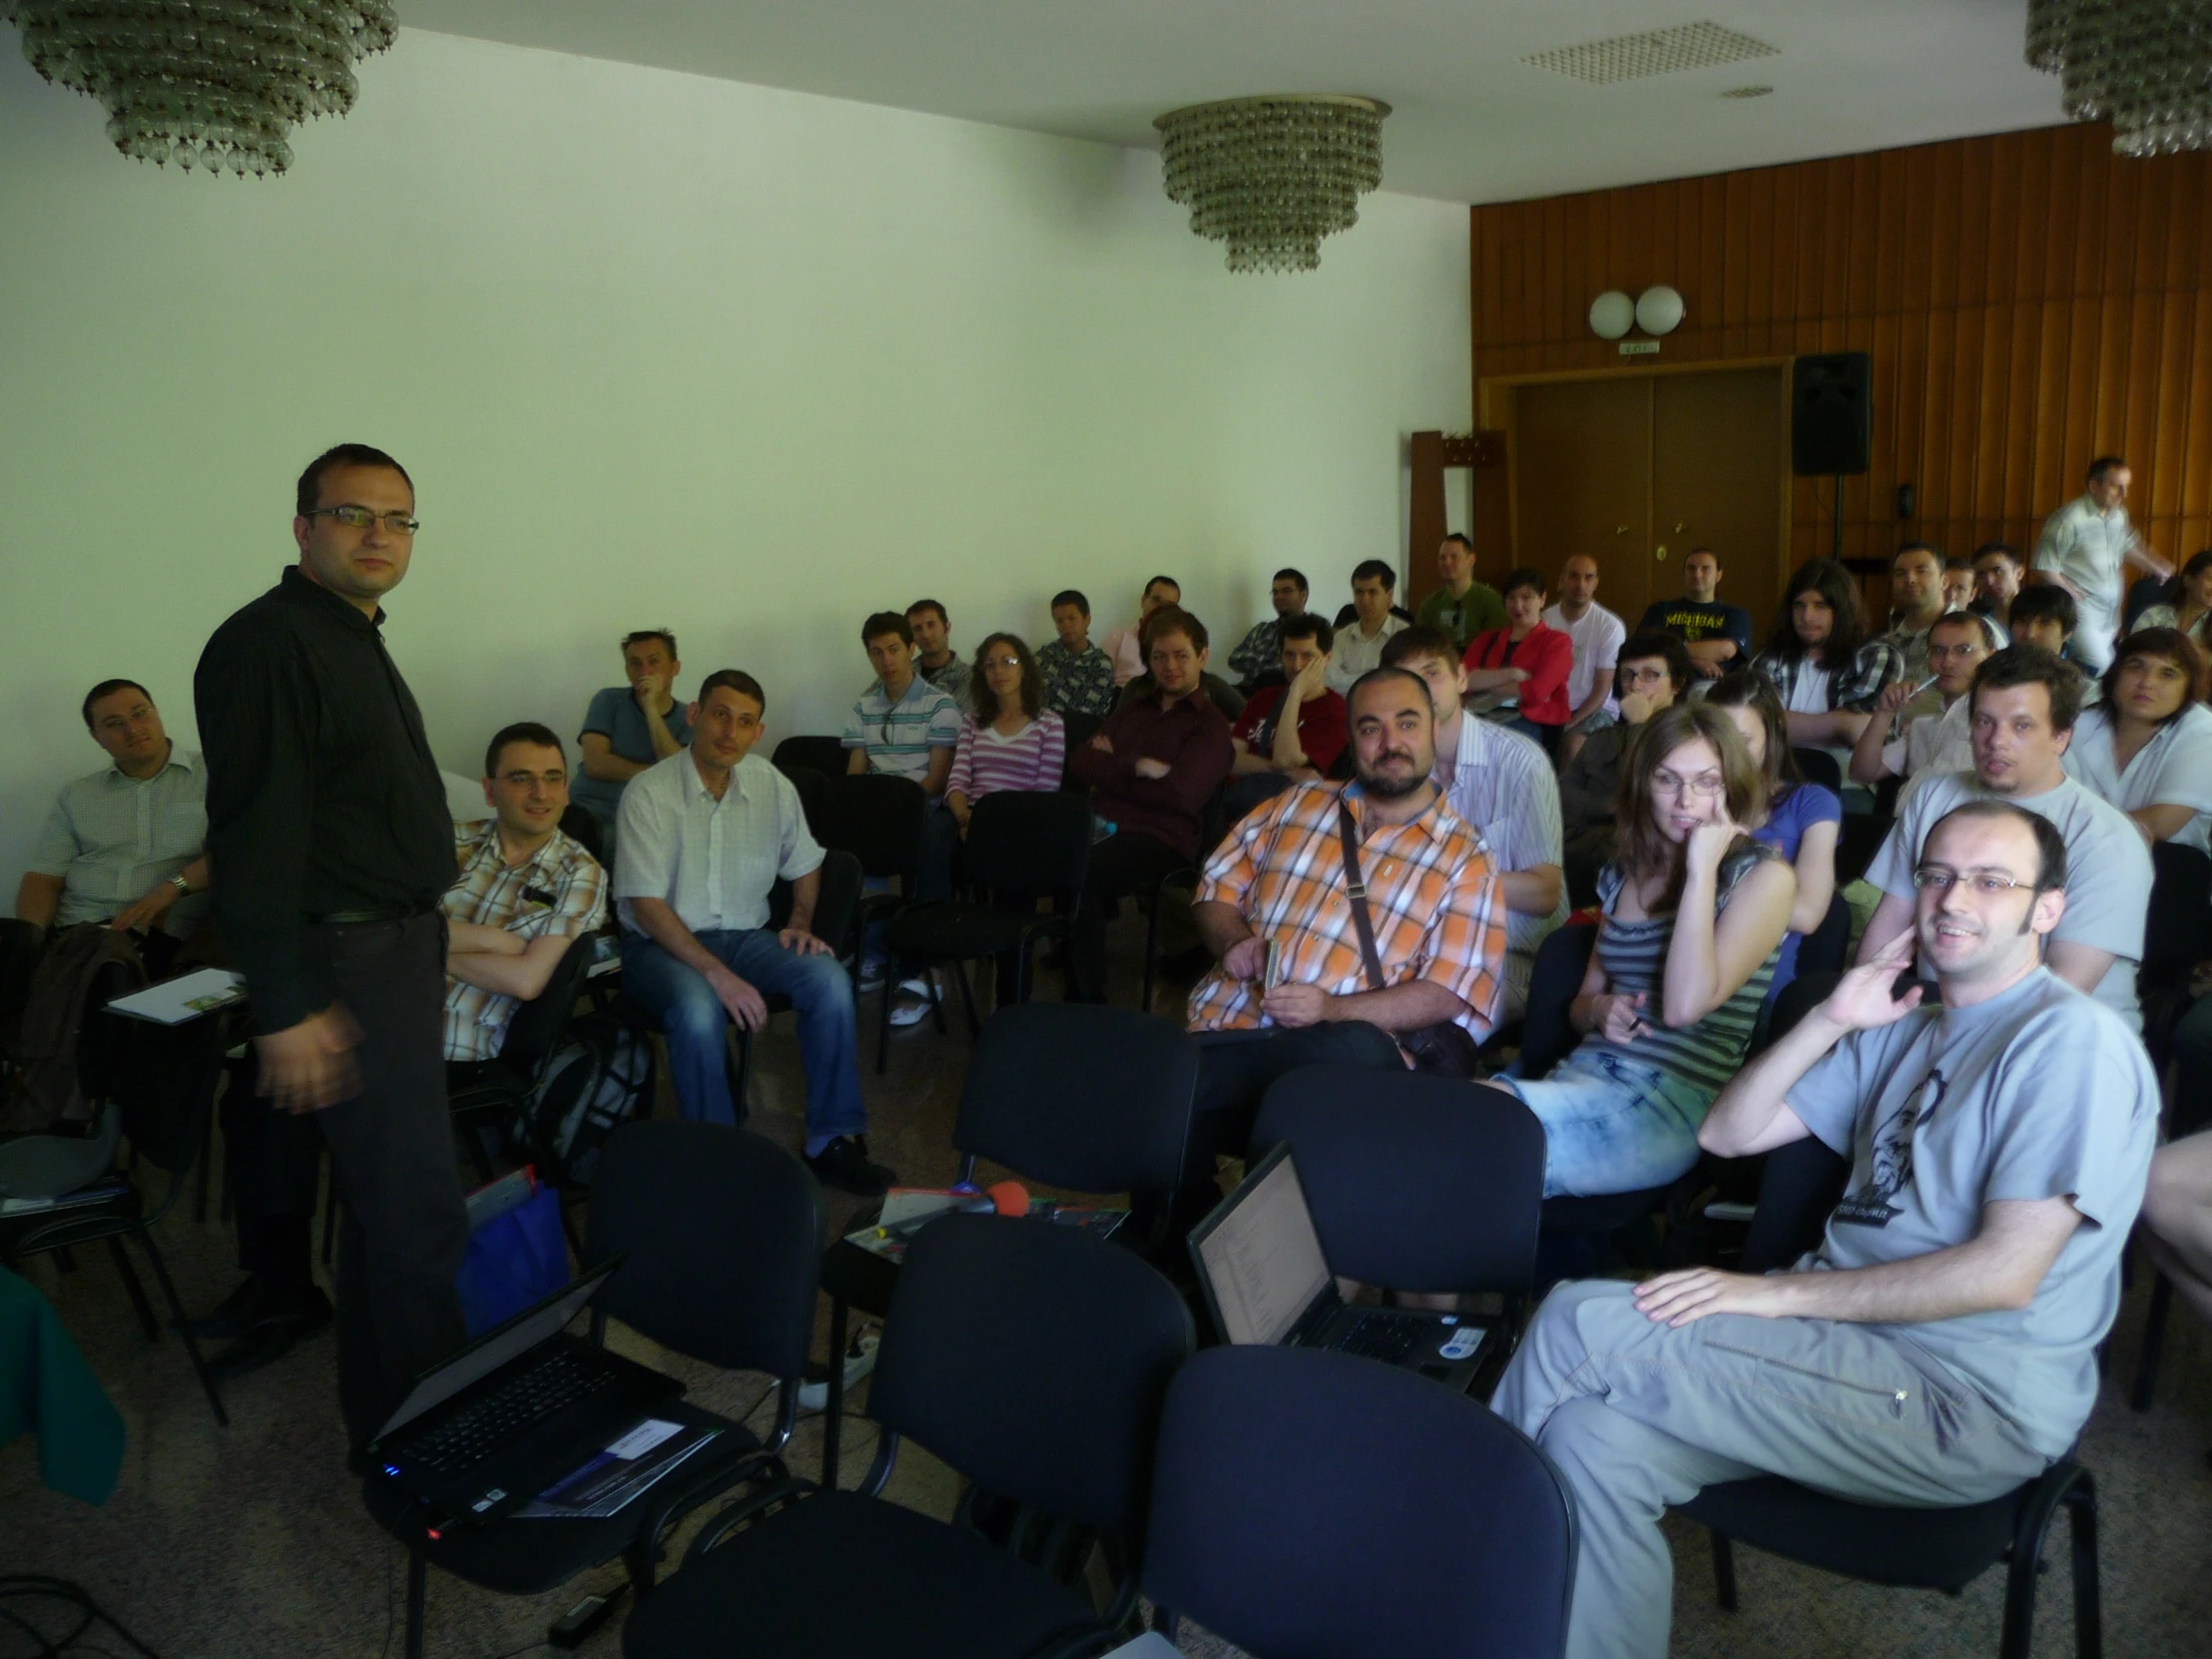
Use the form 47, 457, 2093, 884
946, 632, 1064, 834
1487, 703, 1796, 1196
2134, 549, 2212, 657
1704, 671, 1841, 1002
2062, 627, 2212, 851
1752, 558, 1905, 753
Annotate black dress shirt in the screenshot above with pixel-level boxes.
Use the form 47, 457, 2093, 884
195, 566, 452, 1033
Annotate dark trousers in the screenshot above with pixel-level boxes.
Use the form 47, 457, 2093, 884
220, 1053, 323, 1296
1070, 830, 1186, 1003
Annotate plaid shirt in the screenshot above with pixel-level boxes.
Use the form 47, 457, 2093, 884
1187, 780, 1505, 1039
439, 821, 607, 1062
1752, 638, 1905, 714
1228, 618, 1283, 683
1036, 640, 1118, 718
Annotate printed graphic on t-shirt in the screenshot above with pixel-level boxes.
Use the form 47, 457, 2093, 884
1834, 1066, 1949, 1229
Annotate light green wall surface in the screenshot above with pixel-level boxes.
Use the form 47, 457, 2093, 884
0, 29, 1469, 892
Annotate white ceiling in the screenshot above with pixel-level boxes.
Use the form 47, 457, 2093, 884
399, 0, 2067, 205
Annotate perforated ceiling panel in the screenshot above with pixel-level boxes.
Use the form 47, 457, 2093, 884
1522, 21, 1780, 85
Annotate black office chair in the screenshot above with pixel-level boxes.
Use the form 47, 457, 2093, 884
622, 1213, 1196, 1659
556, 803, 606, 867
880, 791, 1093, 1054
0, 916, 47, 1051
815, 771, 930, 992
1791, 746, 1845, 791
1139, 1345, 1576, 1659
1058, 709, 1104, 763
1837, 810, 1894, 885
771, 734, 849, 780
370, 1119, 824, 1659
1674, 1135, 2103, 1659
786, 763, 830, 842
1139, 778, 1232, 1015
447, 932, 603, 1183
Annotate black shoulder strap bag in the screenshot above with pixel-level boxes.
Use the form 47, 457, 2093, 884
1334, 799, 1483, 1079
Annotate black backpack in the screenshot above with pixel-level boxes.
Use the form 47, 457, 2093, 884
522, 1007, 654, 1185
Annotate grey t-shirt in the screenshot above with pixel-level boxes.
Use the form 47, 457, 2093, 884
1786, 968, 2157, 1457
572, 686, 695, 827
1869, 770, 2150, 1031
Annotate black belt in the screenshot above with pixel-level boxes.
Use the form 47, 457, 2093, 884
311, 905, 430, 925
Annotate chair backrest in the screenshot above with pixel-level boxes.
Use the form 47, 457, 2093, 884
817, 772, 929, 882
585, 1120, 824, 1382
771, 734, 849, 780
1797, 889, 1854, 978
0, 916, 48, 1040
1792, 746, 1844, 791
951, 1003, 1198, 1195
1741, 1134, 1852, 1274
1059, 710, 1103, 759
869, 1213, 1194, 1537
1144, 1345, 1575, 1659
557, 803, 606, 867
762, 847, 861, 958
111, 1014, 228, 1182
2142, 841, 2212, 987
1519, 922, 1597, 1079
786, 764, 830, 842
1250, 1066, 1544, 1295
494, 933, 600, 1086
961, 790, 1094, 905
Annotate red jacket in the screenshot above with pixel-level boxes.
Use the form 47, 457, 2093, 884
1462, 622, 1574, 728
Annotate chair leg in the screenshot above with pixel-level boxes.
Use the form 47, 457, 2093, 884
951, 959, 980, 1039
106, 1234, 161, 1341
2066, 1474, 2102, 1659
404, 1547, 428, 1659
875, 956, 892, 1074
1999, 1467, 2085, 1659
2130, 1273, 2172, 1411
134, 1230, 229, 1427
1141, 891, 1162, 1013
924, 963, 949, 1036
1709, 1529, 1738, 1612
320, 1177, 339, 1266
730, 1028, 753, 1127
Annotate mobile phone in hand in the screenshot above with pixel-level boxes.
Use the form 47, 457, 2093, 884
1263, 938, 1280, 989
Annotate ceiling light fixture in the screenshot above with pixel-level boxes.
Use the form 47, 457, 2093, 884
1154, 94, 1388, 274
0, 0, 397, 177
2027, 0, 2212, 155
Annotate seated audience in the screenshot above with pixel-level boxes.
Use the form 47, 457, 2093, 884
573, 629, 692, 845
1484, 703, 1792, 1197
619, 671, 890, 1195
18, 679, 212, 956
1705, 673, 1840, 1006
1883, 542, 1948, 680
1559, 632, 1694, 902
1972, 540, 2026, 636
1546, 554, 1626, 762
1324, 560, 1410, 694
1065, 608, 1236, 1003
1941, 555, 1977, 615
841, 610, 960, 797
1849, 610, 1994, 789
905, 598, 969, 703
1462, 567, 1574, 757
2133, 547, 2212, 654
1384, 628, 1567, 1023
1226, 568, 1310, 687
1114, 606, 1249, 724
1224, 614, 1347, 822
1099, 575, 1181, 687
441, 724, 608, 1064
2061, 628, 2212, 850
1496, 800, 2155, 1659
1036, 589, 1117, 719
2008, 582, 2079, 661
1754, 558, 1904, 761
943, 633, 1066, 833
1858, 646, 2151, 1031
1636, 546, 1753, 679
1413, 533, 1505, 655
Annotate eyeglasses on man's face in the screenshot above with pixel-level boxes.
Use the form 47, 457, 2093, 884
1911, 866, 2031, 895
307, 503, 420, 535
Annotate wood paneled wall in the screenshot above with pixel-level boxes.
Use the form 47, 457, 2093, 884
1470, 123, 2212, 578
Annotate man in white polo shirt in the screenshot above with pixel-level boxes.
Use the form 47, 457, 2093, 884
1544, 554, 1625, 763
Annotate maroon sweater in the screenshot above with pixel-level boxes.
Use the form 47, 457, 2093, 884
1066, 688, 1236, 860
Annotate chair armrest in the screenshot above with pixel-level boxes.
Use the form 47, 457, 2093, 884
681, 1473, 820, 1565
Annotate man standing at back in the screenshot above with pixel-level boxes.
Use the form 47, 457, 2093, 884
2036, 455, 2170, 674
1414, 534, 1504, 657
1545, 554, 1625, 763
571, 629, 692, 852
195, 443, 466, 1462
1636, 547, 1752, 679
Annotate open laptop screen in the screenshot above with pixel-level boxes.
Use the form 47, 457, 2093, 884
1192, 1146, 1331, 1346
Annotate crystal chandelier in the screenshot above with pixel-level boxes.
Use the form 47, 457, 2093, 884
2026, 0, 2212, 156
1154, 95, 1389, 274
0, 1, 397, 176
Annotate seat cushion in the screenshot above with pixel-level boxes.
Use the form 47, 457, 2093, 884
1677, 1473, 2027, 1594
883, 904, 1032, 961
622, 1488, 1104, 1659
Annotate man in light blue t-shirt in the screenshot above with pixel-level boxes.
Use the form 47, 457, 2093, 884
1493, 799, 2156, 1659
572, 629, 694, 841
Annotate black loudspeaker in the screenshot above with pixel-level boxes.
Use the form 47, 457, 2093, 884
1792, 352, 1873, 476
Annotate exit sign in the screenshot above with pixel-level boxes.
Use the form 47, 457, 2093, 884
1619, 340, 1660, 355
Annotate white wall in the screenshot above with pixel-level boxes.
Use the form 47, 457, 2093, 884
0, 28, 1470, 889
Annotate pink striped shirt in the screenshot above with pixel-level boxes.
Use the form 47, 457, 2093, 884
946, 712, 1066, 801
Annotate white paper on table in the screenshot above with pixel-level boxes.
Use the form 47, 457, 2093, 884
105, 968, 246, 1025
603, 1416, 684, 1459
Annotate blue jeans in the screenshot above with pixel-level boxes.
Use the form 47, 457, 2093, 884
1501, 1048, 1713, 1198
621, 929, 865, 1143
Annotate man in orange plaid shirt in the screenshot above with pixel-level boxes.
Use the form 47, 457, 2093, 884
1172, 666, 1507, 1222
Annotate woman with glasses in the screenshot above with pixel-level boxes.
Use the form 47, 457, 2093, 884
944, 633, 1065, 836
2061, 627, 2212, 852
1487, 703, 1795, 1197
1704, 671, 1841, 1005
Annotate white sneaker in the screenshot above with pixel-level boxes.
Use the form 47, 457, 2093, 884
896, 975, 931, 999
888, 992, 932, 1028
798, 1327, 880, 1412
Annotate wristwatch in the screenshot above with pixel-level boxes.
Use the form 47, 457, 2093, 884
170, 873, 193, 895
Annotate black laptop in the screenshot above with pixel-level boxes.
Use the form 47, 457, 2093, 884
367, 1258, 682, 1531
1187, 1143, 1495, 1392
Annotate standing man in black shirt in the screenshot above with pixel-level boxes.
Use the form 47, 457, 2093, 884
195, 442, 468, 1458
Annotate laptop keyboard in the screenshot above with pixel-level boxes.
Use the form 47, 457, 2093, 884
1333, 1313, 1428, 1364
404, 1348, 617, 1475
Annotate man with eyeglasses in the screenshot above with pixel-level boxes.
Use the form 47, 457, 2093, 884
1495, 799, 2157, 1659
1856, 645, 2152, 1031
1847, 610, 1995, 789
194, 442, 468, 1461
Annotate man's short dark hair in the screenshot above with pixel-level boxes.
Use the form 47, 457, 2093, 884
1926, 800, 2069, 894
484, 722, 565, 779
1930, 610, 2000, 652
1943, 555, 1973, 574
1274, 568, 1309, 592
698, 669, 767, 713
1279, 612, 1335, 654
1381, 625, 1459, 673
81, 679, 151, 731
1143, 575, 1181, 599
621, 629, 678, 659
1501, 566, 1545, 601
1051, 589, 1090, 618
1352, 559, 1395, 592
295, 442, 412, 518
1142, 606, 1208, 654
861, 611, 913, 647
1970, 645, 2084, 734
1616, 630, 1694, 692
1441, 533, 1473, 553
1895, 540, 1942, 566
1347, 666, 1434, 718
2088, 455, 2127, 483
1973, 540, 2025, 568
2008, 585, 2078, 636
906, 599, 948, 626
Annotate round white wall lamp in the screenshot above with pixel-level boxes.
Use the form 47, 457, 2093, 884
1588, 290, 1635, 339
1635, 284, 1686, 335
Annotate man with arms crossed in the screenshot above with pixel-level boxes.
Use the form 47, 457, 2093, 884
572, 630, 692, 850
1494, 799, 2156, 1659
1544, 555, 1625, 763
1635, 546, 1752, 679
2036, 455, 2170, 674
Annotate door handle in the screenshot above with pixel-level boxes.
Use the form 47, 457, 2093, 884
1673, 521, 1686, 533
1655, 543, 1668, 562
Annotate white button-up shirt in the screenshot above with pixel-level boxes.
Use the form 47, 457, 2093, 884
2035, 494, 2140, 669
1437, 713, 1567, 1020
613, 750, 824, 936
29, 745, 210, 934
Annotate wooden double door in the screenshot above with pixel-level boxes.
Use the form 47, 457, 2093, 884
1508, 366, 1789, 632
